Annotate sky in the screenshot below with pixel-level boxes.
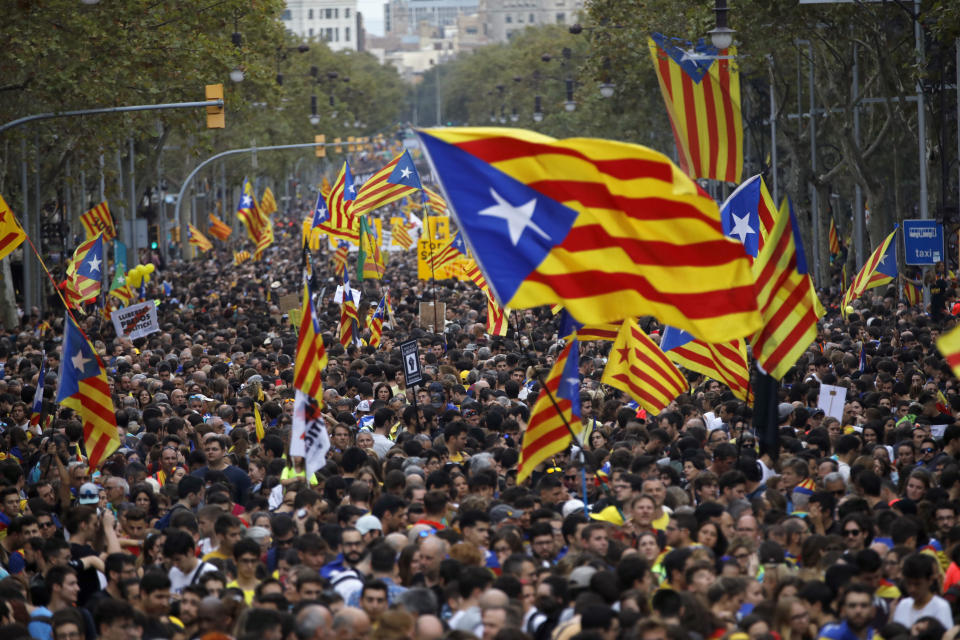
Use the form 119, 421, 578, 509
358, 0, 385, 36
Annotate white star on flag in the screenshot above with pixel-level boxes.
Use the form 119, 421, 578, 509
86, 255, 102, 273
71, 350, 89, 373
399, 167, 412, 180
728, 212, 755, 244
479, 188, 549, 246
241, 195, 252, 207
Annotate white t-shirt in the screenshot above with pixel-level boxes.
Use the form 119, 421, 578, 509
892, 595, 953, 631
169, 561, 217, 595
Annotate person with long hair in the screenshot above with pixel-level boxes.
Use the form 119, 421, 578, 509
773, 596, 815, 640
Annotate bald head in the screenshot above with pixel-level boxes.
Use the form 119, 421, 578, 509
478, 588, 509, 610
296, 604, 332, 640
414, 615, 444, 640
332, 607, 371, 640
197, 597, 229, 636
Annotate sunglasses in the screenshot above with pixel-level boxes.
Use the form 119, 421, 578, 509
844, 529, 862, 536
921, 448, 935, 453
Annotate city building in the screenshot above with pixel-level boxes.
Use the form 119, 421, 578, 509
478, 0, 583, 43
282, 0, 361, 51
384, 0, 479, 36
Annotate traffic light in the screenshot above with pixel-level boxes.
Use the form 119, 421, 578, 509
149, 225, 159, 250
334, 137, 342, 153
171, 226, 180, 243
315, 134, 326, 158
347, 136, 356, 152
205, 84, 225, 129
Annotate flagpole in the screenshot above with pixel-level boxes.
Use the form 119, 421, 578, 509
420, 197, 441, 335
534, 370, 620, 519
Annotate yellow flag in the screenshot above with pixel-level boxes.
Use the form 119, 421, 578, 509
254, 402, 264, 442
0, 194, 27, 261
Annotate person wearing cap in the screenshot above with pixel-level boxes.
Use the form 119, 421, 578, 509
356, 514, 383, 545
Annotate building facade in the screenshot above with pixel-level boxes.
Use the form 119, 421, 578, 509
384, 0, 479, 36
478, 0, 582, 43
282, 0, 360, 51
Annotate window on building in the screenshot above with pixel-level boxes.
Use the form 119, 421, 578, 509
308, 27, 314, 36
281, 9, 291, 19
556, 12, 565, 22
345, 26, 351, 41
345, 7, 351, 18
335, 27, 339, 41
308, 8, 313, 19
505, 15, 512, 23
325, 8, 332, 18
530, 13, 535, 22
334, 8, 338, 18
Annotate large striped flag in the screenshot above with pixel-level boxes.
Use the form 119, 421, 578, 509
63, 234, 104, 306
293, 286, 328, 399
557, 310, 621, 342
208, 214, 232, 241
260, 186, 278, 216
352, 150, 422, 217
313, 163, 360, 243
80, 201, 116, 241
237, 180, 265, 244
464, 259, 490, 297
56, 314, 119, 469
417, 127, 760, 342
391, 220, 414, 249
357, 216, 384, 280
660, 326, 752, 402
829, 217, 840, 256
429, 231, 467, 272
368, 296, 386, 348
601, 318, 689, 414
188, 224, 213, 253
904, 281, 922, 307
517, 339, 581, 484
720, 174, 776, 256
254, 217, 274, 260
421, 186, 448, 215
937, 324, 960, 378
109, 284, 134, 307
648, 33, 742, 183
749, 195, 824, 380
332, 241, 349, 277
842, 227, 898, 312
0, 194, 26, 261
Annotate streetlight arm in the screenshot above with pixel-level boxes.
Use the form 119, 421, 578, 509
0, 99, 224, 135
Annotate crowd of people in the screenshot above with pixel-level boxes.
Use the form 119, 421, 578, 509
0, 207, 956, 640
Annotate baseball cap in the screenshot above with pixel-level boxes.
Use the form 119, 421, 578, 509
589, 505, 624, 526
778, 403, 795, 421
77, 482, 100, 505
568, 566, 597, 590
356, 514, 383, 536
490, 504, 523, 524
357, 400, 372, 413
562, 499, 585, 519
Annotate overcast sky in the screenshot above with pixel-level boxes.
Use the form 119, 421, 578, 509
358, 0, 385, 37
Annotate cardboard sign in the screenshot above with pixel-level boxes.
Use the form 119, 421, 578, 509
417, 238, 464, 281
400, 339, 423, 386
278, 293, 300, 314
817, 383, 847, 422
418, 301, 446, 332
111, 301, 160, 341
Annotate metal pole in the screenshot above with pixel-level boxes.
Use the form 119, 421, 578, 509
768, 59, 778, 204
916, 0, 928, 219
0, 99, 225, 135
65, 157, 71, 264
853, 42, 865, 268
158, 141, 167, 263
807, 42, 821, 287
33, 136, 42, 314
79, 170, 85, 241
129, 138, 137, 262
21, 139, 32, 314
99, 154, 105, 202
436, 63, 442, 127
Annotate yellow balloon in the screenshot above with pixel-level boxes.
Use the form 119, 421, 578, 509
845, 305, 855, 315
145, 263, 156, 274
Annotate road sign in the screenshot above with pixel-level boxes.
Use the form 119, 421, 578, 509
400, 339, 423, 387
903, 219, 944, 265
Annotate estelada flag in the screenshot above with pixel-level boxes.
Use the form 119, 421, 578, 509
417, 127, 759, 343
208, 214, 232, 241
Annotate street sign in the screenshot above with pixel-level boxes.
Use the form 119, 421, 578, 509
903, 219, 943, 265
400, 339, 423, 387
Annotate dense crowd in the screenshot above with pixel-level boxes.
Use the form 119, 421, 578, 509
0, 206, 956, 640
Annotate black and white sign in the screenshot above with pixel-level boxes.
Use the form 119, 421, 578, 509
400, 339, 423, 386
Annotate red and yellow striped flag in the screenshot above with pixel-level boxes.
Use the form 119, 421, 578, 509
601, 318, 688, 415
904, 281, 921, 307
260, 186, 278, 216
294, 286, 328, 398
332, 241, 349, 277
829, 217, 840, 255
208, 214, 232, 241
422, 186, 448, 215
937, 325, 960, 379
188, 224, 213, 253
80, 201, 116, 241
391, 221, 414, 250
842, 227, 898, 312
0, 194, 26, 261
660, 328, 752, 403
487, 297, 508, 336
233, 250, 251, 265
517, 339, 581, 484
351, 150, 421, 218
339, 299, 359, 348
648, 34, 742, 183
